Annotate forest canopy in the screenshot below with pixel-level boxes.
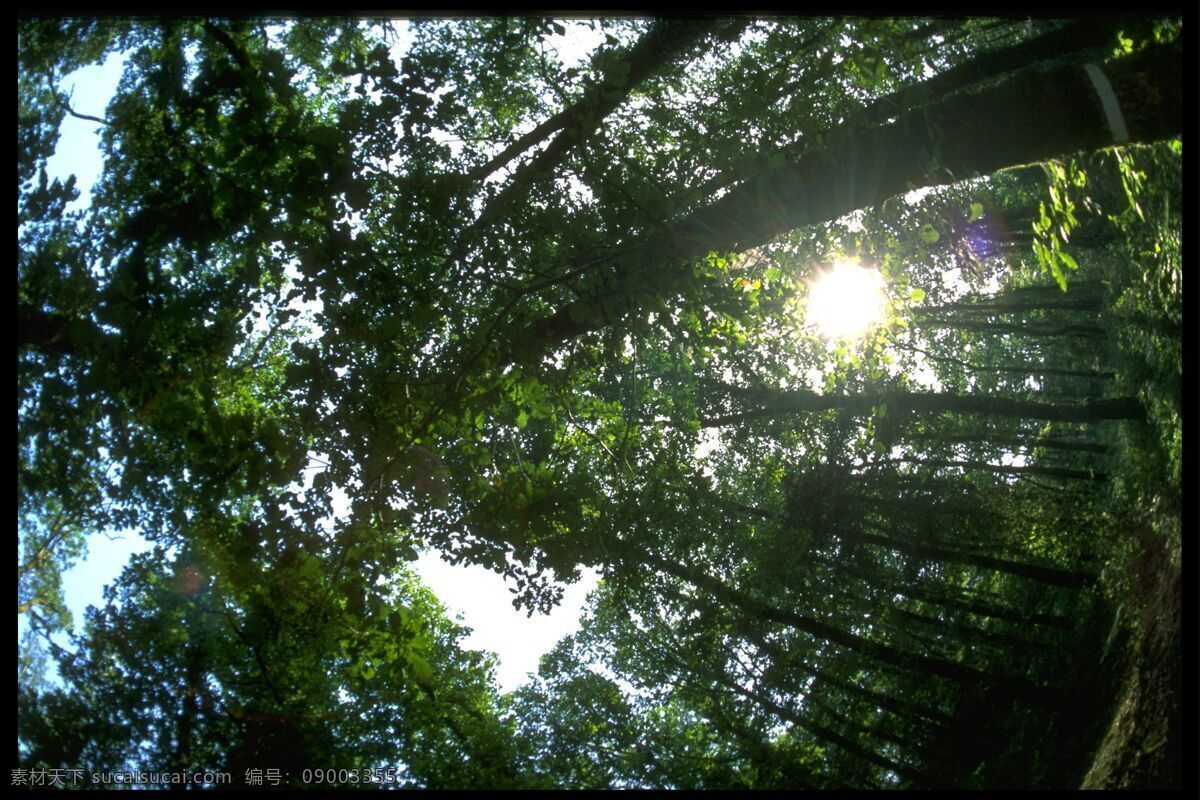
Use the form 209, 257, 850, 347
17, 16, 1183, 789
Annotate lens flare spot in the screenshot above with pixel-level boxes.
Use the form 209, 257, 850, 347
172, 563, 205, 596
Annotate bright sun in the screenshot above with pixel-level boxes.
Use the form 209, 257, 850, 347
805, 261, 888, 339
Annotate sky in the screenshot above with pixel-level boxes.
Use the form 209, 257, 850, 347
37, 25, 601, 696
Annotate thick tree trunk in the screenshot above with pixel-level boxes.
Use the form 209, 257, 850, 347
906, 431, 1111, 455
911, 319, 1106, 339
918, 298, 1106, 315
895, 342, 1116, 380
857, 18, 1143, 127
858, 457, 1107, 482
520, 39, 1180, 353
700, 386, 1143, 428
671, 39, 1180, 255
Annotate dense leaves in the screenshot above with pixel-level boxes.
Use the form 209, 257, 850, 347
17, 15, 1181, 788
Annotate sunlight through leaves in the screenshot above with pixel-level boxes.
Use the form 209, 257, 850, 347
805, 260, 887, 339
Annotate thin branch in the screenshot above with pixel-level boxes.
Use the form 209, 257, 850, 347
221, 605, 286, 706
58, 94, 110, 127
27, 609, 78, 661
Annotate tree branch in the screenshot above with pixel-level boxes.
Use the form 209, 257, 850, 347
518, 39, 1181, 355
202, 19, 253, 73
58, 90, 110, 127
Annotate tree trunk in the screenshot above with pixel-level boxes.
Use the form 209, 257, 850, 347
858, 457, 1107, 482
836, 558, 1074, 630
662, 583, 956, 728
911, 319, 1106, 339
519, 39, 1180, 353
857, 525, 1094, 589
856, 18, 1143, 127
709, 660, 949, 788
894, 342, 1116, 380
806, 689, 947, 770
629, 543, 1053, 704
172, 643, 205, 775
918, 298, 1105, 315
464, 19, 737, 227
889, 606, 1047, 653
671, 39, 1180, 255
700, 385, 1143, 428
906, 431, 1111, 455
743, 620, 956, 727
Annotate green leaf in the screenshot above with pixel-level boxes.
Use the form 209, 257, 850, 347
909, 287, 926, 303
968, 202, 984, 222
1052, 265, 1068, 291
408, 653, 433, 685
516, 410, 528, 429
918, 224, 940, 243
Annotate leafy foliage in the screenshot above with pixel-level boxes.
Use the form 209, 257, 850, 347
17, 15, 1181, 789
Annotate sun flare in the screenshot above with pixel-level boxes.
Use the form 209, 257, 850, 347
806, 261, 888, 339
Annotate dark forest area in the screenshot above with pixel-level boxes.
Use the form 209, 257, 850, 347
17, 16, 1183, 789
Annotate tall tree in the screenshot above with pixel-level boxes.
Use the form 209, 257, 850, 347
18, 15, 1181, 790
